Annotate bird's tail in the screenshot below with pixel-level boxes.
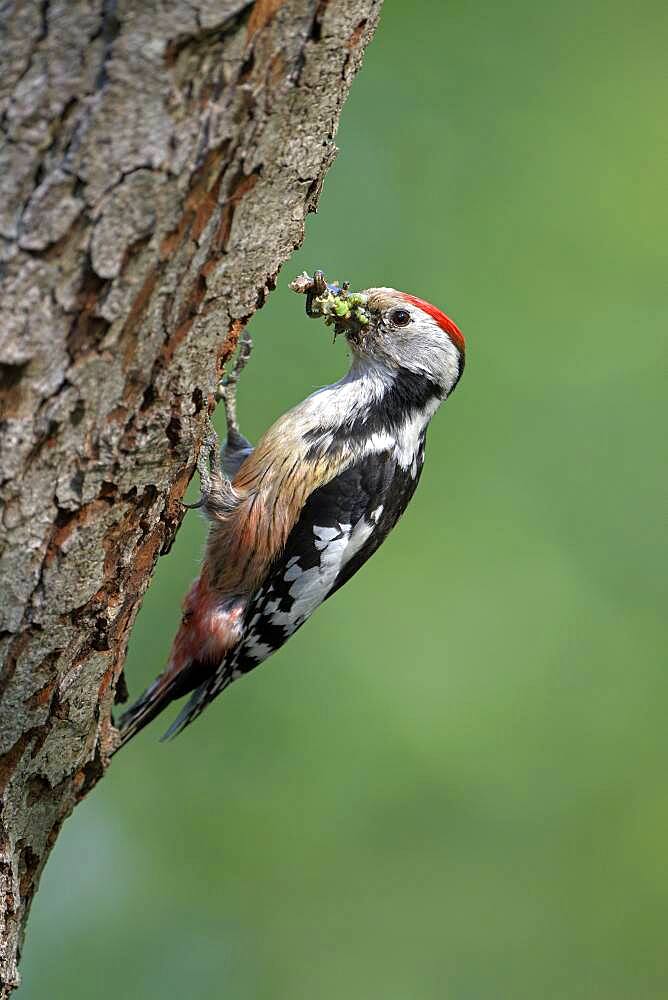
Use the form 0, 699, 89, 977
116, 671, 192, 749
115, 574, 244, 750
117, 658, 233, 749
158, 667, 234, 742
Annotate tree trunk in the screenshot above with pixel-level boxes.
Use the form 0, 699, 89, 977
0, 0, 381, 991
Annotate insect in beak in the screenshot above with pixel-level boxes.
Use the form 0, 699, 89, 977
289, 270, 370, 342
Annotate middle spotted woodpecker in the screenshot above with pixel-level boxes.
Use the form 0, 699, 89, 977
119, 273, 465, 744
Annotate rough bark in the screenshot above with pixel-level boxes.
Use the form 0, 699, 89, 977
0, 0, 381, 991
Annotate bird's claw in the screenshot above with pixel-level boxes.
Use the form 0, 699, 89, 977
183, 427, 223, 510
216, 329, 253, 436
185, 325, 254, 512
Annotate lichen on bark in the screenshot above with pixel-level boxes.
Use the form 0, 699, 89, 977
0, 0, 382, 991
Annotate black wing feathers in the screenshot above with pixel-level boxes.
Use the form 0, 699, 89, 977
327, 438, 426, 598
279, 448, 397, 575
232, 441, 426, 675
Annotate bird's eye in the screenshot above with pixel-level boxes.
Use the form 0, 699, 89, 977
390, 308, 411, 327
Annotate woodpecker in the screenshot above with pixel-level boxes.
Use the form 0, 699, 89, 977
119, 273, 465, 745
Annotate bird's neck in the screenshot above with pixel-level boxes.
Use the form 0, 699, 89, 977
297, 358, 442, 457
340, 357, 442, 432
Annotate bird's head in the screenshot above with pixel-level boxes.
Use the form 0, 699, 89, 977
347, 286, 465, 399
290, 272, 465, 400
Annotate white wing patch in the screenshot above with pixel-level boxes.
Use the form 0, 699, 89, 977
262, 515, 376, 639
313, 525, 342, 550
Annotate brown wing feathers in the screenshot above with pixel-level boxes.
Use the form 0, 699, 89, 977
206, 419, 342, 596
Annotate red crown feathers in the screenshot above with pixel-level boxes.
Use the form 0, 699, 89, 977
401, 294, 465, 356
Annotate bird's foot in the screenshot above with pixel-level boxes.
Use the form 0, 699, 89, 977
216, 328, 253, 441
183, 423, 231, 513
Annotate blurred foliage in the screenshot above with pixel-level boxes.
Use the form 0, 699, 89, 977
22, 0, 667, 997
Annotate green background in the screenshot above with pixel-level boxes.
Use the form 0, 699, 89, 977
22, 1, 667, 997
